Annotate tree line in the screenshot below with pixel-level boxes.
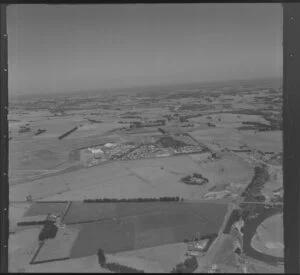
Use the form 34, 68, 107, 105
170, 256, 198, 273
84, 196, 183, 203
97, 249, 144, 273
38, 220, 58, 242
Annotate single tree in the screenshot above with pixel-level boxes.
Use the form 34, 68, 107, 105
97, 248, 106, 266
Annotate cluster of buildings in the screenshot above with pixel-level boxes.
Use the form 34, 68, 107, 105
186, 238, 210, 256
82, 134, 205, 166
120, 143, 204, 161
18, 125, 31, 133
172, 145, 204, 154
83, 143, 136, 166
121, 145, 171, 160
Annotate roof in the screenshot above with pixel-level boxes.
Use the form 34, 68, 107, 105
104, 143, 117, 148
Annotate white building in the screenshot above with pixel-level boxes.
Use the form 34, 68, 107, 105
104, 143, 117, 148
90, 148, 104, 154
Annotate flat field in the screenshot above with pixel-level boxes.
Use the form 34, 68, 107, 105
63, 202, 117, 224
8, 227, 41, 272
24, 202, 68, 217
32, 227, 80, 264
190, 128, 282, 154
242, 131, 282, 153
9, 203, 31, 232
9, 111, 124, 184
189, 113, 269, 125
24, 255, 111, 273
110, 242, 187, 272
251, 213, 283, 258
10, 152, 252, 202
69, 202, 228, 258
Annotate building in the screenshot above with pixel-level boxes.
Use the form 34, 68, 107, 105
104, 143, 117, 148
187, 238, 209, 254
87, 147, 104, 159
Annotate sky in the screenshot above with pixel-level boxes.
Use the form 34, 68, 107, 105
7, 4, 283, 96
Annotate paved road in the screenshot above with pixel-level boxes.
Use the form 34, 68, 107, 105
193, 203, 235, 273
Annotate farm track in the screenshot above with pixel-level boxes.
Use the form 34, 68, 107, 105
9, 163, 79, 186
185, 132, 214, 153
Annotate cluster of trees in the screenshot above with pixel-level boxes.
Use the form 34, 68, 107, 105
38, 220, 58, 241
129, 120, 165, 129
170, 256, 198, 273
58, 126, 78, 140
223, 109, 282, 131
158, 128, 166, 134
207, 122, 216, 127
181, 124, 194, 128
239, 204, 260, 221
156, 136, 188, 149
183, 233, 218, 244
179, 116, 189, 123
84, 197, 183, 203
87, 118, 103, 123
271, 196, 283, 203
179, 104, 211, 111
122, 115, 142, 119
17, 220, 46, 226
223, 209, 242, 234
238, 125, 257, 131
35, 128, 47, 136
238, 121, 279, 132
181, 173, 209, 186
18, 125, 31, 133
239, 202, 281, 222
97, 249, 144, 273
242, 165, 269, 203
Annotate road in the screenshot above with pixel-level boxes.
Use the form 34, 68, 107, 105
193, 203, 235, 273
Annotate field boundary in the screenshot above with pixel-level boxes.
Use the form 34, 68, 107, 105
31, 256, 70, 265
30, 241, 44, 265
61, 201, 72, 223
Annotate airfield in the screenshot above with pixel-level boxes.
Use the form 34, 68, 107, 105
9, 79, 283, 272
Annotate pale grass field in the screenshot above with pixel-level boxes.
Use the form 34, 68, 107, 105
24, 255, 111, 273
10, 152, 253, 202
106, 242, 187, 273
251, 213, 283, 258
190, 113, 269, 125
8, 228, 41, 272
33, 227, 80, 264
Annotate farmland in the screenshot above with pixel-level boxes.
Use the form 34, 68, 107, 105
9, 78, 283, 273
24, 202, 68, 217
69, 202, 228, 257
10, 152, 254, 202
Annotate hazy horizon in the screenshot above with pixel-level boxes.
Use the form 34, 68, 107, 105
8, 4, 282, 96
9, 76, 282, 101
